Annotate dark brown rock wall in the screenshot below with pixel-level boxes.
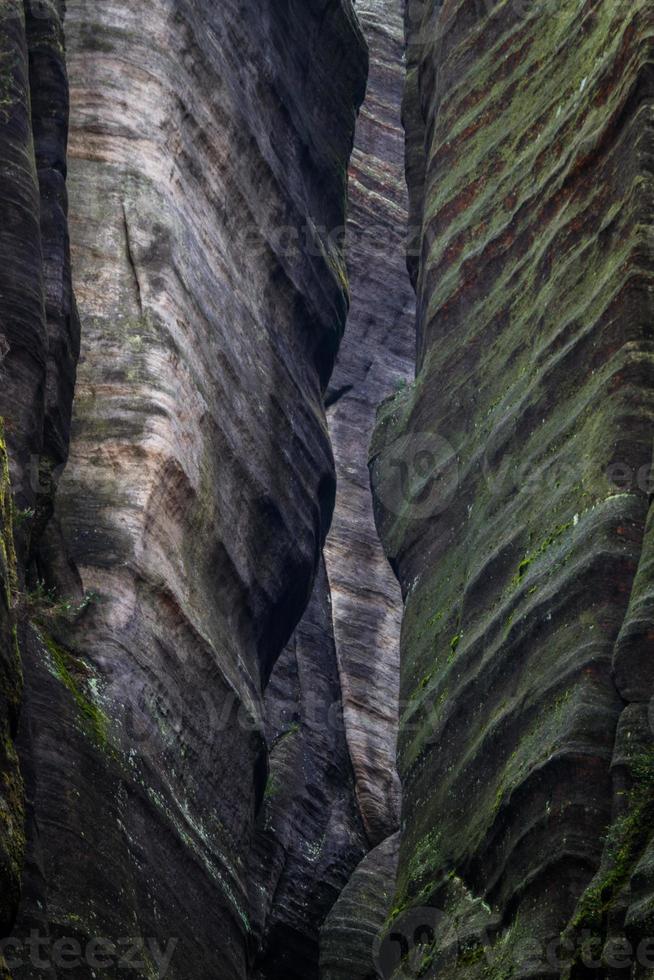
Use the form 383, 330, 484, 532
370, 0, 654, 976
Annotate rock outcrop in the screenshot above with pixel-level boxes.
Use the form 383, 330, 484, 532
324, 0, 414, 849
251, 1, 412, 971
6, 2, 367, 978
320, 832, 399, 980
4, 0, 650, 977
371, 0, 654, 975
248, 558, 367, 980
0, 0, 78, 972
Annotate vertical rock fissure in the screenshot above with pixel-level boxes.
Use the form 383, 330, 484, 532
323, 0, 414, 852
317, 0, 418, 976
252, 2, 415, 976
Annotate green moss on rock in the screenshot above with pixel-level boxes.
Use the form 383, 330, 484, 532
39, 630, 113, 753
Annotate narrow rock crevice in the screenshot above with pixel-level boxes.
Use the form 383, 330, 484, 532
1, 1, 652, 978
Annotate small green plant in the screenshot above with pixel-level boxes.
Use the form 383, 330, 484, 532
13, 507, 34, 528
16, 582, 98, 627
510, 520, 573, 588
264, 774, 280, 801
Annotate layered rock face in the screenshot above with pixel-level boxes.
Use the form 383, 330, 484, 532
248, 559, 367, 980
7, 2, 367, 978
324, 0, 414, 849
371, 0, 654, 976
320, 832, 399, 980
0, 1, 78, 974
252, 1, 413, 973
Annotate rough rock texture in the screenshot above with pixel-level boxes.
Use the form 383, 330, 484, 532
10, 2, 367, 978
371, 0, 654, 975
251, 1, 412, 970
0, 433, 21, 980
320, 832, 399, 980
248, 558, 367, 980
0, 0, 78, 971
324, 0, 414, 850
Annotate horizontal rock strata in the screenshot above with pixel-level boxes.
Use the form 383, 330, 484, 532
371, 0, 654, 975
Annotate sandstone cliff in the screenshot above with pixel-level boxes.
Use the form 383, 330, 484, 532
249, 1, 412, 972
2, 2, 367, 978
325, 0, 414, 849
371, 0, 654, 975
1, 1, 653, 978
0, 1, 78, 974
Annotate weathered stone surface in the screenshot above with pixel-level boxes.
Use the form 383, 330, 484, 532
253, 1, 412, 969
249, 558, 367, 980
0, 431, 22, 978
11, 2, 366, 978
25, 0, 80, 557
325, 0, 414, 850
370, 0, 654, 975
0, 0, 78, 968
320, 832, 399, 980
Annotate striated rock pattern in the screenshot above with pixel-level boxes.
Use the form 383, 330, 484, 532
253, 0, 413, 969
371, 0, 654, 975
324, 0, 414, 850
10, 2, 367, 978
0, 0, 78, 972
0, 434, 21, 980
320, 832, 399, 980
249, 558, 367, 980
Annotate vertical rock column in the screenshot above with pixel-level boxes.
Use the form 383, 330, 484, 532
324, 0, 415, 851
251, 1, 414, 973
12, 2, 367, 979
248, 559, 368, 980
371, 0, 654, 975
